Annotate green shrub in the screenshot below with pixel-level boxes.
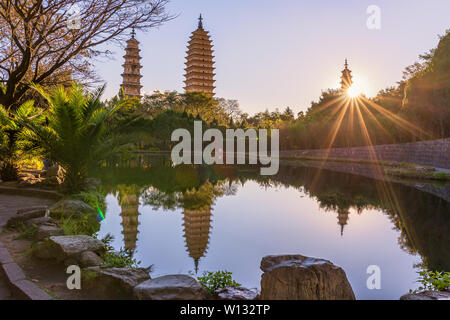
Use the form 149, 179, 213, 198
97, 234, 152, 271
60, 213, 100, 236
70, 191, 106, 213
101, 249, 141, 269
411, 270, 450, 293
432, 171, 449, 181
14, 222, 36, 240
197, 271, 241, 295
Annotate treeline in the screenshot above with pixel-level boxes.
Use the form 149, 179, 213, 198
121, 29, 449, 151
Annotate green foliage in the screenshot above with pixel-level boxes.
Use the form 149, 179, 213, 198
70, 191, 106, 213
101, 249, 142, 269
59, 213, 100, 236
197, 271, 241, 295
98, 233, 146, 269
14, 222, 37, 240
0, 102, 43, 180
432, 171, 449, 181
411, 270, 450, 293
18, 84, 136, 192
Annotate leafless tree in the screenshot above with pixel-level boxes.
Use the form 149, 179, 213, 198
217, 98, 242, 121
0, 0, 174, 110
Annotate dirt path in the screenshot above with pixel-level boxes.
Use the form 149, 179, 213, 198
0, 193, 56, 300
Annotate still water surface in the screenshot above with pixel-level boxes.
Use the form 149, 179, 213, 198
95, 164, 450, 299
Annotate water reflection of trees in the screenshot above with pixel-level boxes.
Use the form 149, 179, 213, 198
266, 165, 450, 271
95, 163, 450, 272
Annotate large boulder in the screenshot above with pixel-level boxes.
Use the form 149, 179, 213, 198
260, 255, 355, 300
35, 235, 105, 262
214, 287, 259, 300
400, 290, 450, 300
50, 199, 96, 217
134, 275, 207, 300
84, 266, 150, 298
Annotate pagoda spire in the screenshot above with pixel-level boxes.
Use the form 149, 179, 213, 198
121, 29, 143, 99
198, 14, 204, 30
184, 15, 216, 96
340, 58, 353, 91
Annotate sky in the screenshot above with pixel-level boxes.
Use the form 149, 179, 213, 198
95, 0, 450, 115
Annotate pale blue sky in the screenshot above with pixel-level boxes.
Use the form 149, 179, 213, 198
95, 0, 450, 114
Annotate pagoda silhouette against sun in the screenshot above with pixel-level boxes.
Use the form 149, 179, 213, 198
184, 15, 216, 96
121, 29, 143, 99
340, 59, 353, 91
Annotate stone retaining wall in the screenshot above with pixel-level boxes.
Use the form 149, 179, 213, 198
280, 139, 450, 169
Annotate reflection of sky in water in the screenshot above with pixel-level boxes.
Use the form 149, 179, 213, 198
98, 180, 422, 300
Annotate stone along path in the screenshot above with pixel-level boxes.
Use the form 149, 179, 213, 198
0, 194, 56, 300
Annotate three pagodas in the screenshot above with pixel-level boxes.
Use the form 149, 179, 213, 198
121, 15, 215, 99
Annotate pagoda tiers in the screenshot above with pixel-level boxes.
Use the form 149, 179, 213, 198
340, 59, 353, 91
119, 193, 140, 251
121, 29, 143, 99
337, 208, 350, 236
184, 15, 216, 96
182, 206, 212, 273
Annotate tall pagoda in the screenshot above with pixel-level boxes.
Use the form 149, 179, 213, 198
121, 29, 143, 99
184, 15, 216, 96
119, 187, 141, 251
340, 59, 353, 91
182, 206, 212, 274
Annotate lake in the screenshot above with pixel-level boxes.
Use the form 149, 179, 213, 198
94, 162, 450, 300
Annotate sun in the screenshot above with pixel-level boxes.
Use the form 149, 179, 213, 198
346, 85, 361, 98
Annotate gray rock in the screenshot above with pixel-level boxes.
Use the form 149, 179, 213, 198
400, 290, 450, 300
260, 254, 355, 300
24, 216, 54, 227
50, 199, 96, 217
35, 224, 64, 241
47, 235, 105, 261
7, 208, 49, 227
16, 206, 49, 215
215, 287, 259, 300
134, 275, 207, 300
80, 251, 103, 267
84, 266, 150, 298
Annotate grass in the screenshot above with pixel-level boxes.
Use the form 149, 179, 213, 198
14, 222, 37, 241
57, 213, 100, 236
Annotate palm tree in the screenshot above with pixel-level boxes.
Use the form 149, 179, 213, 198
0, 102, 42, 181
20, 84, 136, 192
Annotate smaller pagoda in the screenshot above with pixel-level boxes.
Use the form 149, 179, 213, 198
337, 208, 350, 236
121, 29, 143, 99
340, 59, 353, 91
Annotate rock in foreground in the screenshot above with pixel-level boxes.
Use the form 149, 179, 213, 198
35, 235, 105, 262
260, 254, 355, 300
214, 287, 259, 300
84, 266, 150, 298
134, 275, 206, 300
400, 290, 450, 300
